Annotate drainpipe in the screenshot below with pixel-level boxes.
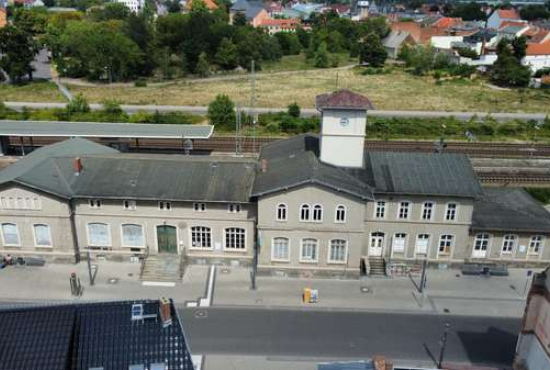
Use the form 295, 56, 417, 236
69, 198, 81, 263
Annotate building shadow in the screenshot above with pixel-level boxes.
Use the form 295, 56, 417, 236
455, 326, 518, 366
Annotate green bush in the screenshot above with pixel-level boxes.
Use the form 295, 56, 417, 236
265, 122, 280, 133
134, 80, 147, 87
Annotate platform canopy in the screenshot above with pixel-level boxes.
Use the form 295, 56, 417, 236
0, 120, 214, 139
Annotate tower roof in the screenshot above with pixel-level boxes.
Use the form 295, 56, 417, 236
315, 89, 375, 111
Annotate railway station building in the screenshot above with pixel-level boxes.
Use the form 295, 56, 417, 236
0, 90, 549, 278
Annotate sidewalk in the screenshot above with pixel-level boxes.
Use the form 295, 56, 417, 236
0, 261, 531, 317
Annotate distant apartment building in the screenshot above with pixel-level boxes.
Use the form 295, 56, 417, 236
514, 267, 550, 370
229, 0, 269, 27
114, 0, 145, 12
259, 18, 300, 34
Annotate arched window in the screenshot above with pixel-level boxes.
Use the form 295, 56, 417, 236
1, 223, 20, 246
329, 239, 347, 262
191, 226, 212, 248
300, 238, 318, 262
272, 237, 290, 261
276, 203, 287, 221
87, 223, 111, 247
300, 204, 310, 221
335, 205, 346, 223
121, 224, 144, 247
312, 204, 323, 222
34, 224, 52, 247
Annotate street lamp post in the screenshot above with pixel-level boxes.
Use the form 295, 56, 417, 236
438, 322, 451, 369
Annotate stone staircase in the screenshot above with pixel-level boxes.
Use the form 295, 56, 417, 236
140, 254, 184, 282
368, 257, 387, 277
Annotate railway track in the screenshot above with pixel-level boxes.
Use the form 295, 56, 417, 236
8, 135, 550, 158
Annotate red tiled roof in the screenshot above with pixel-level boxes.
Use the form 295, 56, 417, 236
497, 9, 520, 20
526, 41, 550, 56
529, 29, 550, 44
259, 18, 300, 27
187, 0, 218, 10
316, 89, 375, 111
391, 22, 422, 42
432, 17, 463, 29
498, 20, 528, 30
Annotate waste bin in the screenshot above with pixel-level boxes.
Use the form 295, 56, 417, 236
302, 288, 311, 303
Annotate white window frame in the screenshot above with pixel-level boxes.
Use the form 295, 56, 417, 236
86, 223, 112, 247
271, 237, 290, 262
158, 201, 172, 211
335, 204, 346, 223
445, 203, 458, 221
398, 201, 411, 220
189, 226, 212, 249
89, 199, 102, 209
223, 227, 246, 251
276, 203, 288, 222
193, 202, 206, 212
300, 238, 318, 263
228, 203, 241, 213
528, 235, 544, 256
391, 233, 407, 256
437, 234, 454, 258
374, 201, 386, 219
415, 233, 430, 257
421, 201, 435, 221
473, 233, 491, 258
123, 200, 137, 211
1, 223, 20, 247
299, 204, 310, 222
327, 239, 348, 264
33, 223, 53, 248
501, 234, 517, 256
312, 204, 323, 222
120, 223, 145, 248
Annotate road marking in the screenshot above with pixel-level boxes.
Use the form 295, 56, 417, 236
141, 281, 176, 287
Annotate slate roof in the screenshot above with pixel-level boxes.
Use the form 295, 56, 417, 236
252, 135, 374, 200
472, 188, 550, 234
0, 300, 194, 370
0, 138, 256, 202
231, 0, 265, 20
315, 89, 375, 111
383, 30, 413, 49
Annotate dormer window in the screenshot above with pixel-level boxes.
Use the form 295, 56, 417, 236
228, 203, 241, 213
193, 202, 206, 212
158, 201, 171, 211
89, 199, 101, 209
123, 200, 136, 210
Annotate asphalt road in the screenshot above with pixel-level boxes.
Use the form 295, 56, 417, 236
179, 307, 521, 368
4, 101, 547, 122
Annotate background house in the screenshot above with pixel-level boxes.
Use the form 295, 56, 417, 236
382, 30, 416, 59
230, 0, 269, 27
0, 7, 6, 29
487, 8, 523, 29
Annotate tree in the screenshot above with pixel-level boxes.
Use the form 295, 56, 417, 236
165, 0, 181, 12
520, 5, 550, 21
0, 25, 39, 83
66, 94, 91, 114
491, 39, 531, 88
233, 12, 247, 26
314, 42, 330, 68
190, 0, 209, 12
195, 51, 211, 77
287, 102, 300, 118
90, 2, 130, 21
208, 94, 236, 128
215, 38, 238, 70
359, 33, 387, 68
275, 33, 302, 55
512, 36, 527, 61
450, 2, 486, 21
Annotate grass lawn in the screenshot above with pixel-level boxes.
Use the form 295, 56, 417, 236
66, 67, 550, 113
0, 81, 66, 103
262, 53, 356, 72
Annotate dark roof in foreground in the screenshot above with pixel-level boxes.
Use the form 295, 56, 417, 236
230, 0, 265, 19
0, 300, 194, 370
253, 135, 374, 200
0, 120, 214, 139
315, 89, 375, 111
472, 188, 550, 234
0, 138, 256, 202
253, 134, 483, 199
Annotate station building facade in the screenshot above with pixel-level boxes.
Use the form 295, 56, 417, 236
1, 90, 549, 277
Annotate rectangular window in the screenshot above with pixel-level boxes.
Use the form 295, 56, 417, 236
123, 200, 136, 210
121, 224, 144, 247
228, 204, 241, 213
392, 233, 406, 253
191, 226, 212, 248
300, 238, 318, 262
159, 201, 172, 211
438, 235, 453, 256
193, 202, 206, 212
416, 234, 430, 255
34, 224, 52, 247
329, 239, 347, 263
272, 237, 290, 261
89, 199, 101, 209
398, 201, 410, 219
375, 201, 386, 218
529, 236, 543, 255
1, 223, 20, 246
225, 228, 245, 250
502, 235, 516, 254
445, 203, 457, 221
422, 202, 434, 221
87, 223, 111, 246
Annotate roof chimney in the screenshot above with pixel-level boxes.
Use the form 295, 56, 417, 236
261, 159, 268, 173
74, 157, 83, 176
159, 297, 172, 328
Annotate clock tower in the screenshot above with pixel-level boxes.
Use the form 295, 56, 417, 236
315, 89, 374, 168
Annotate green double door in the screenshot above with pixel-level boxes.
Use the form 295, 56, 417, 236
157, 225, 177, 254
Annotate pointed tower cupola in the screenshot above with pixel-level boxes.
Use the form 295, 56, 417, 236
315, 89, 374, 168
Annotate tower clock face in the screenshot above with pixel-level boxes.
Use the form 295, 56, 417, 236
340, 117, 350, 127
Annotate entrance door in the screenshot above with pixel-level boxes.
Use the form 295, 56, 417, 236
369, 232, 384, 257
415, 234, 430, 256
157, 225, 177, 254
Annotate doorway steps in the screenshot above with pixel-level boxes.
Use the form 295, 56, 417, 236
368, 257, 387, 277
140, 254, 184, 282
